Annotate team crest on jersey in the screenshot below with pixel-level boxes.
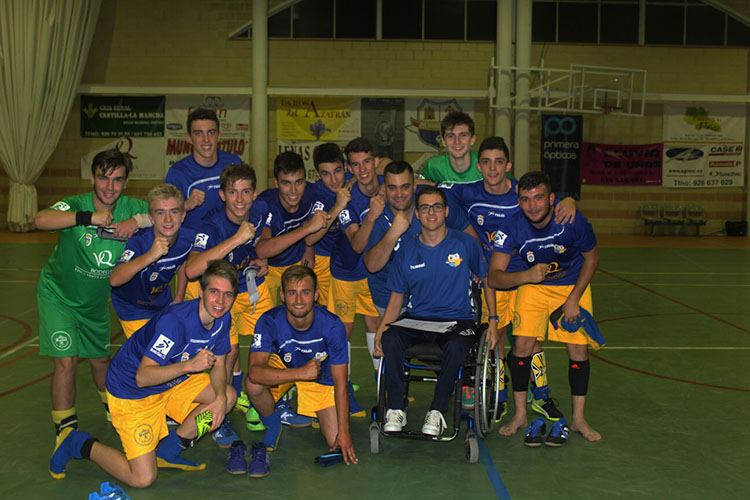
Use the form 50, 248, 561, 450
526, 251, 535, 263
228, 251, 234, 263
251, 334, 262, 349
194, 233, 209, 249
284, 352, 292, 363
149, 272, 159, 282
477, 215, 484, 226
493, 230, 507, 247
119, 249, 134, 262
339, 209, 351, 225
445, 253, 463, 267
312, 201, 325, 212
181, 352, 190, 362
553, 244, 566, 254
150, 334, 175, 359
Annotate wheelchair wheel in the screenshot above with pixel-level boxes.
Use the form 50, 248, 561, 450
369, 422, 380, 454
474, 327, 501, 438
465, 433, 479, 463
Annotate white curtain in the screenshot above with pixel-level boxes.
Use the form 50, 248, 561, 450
0, 0, 101, 231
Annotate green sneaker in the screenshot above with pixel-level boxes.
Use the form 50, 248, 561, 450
495, 401, 509, 423
531, 398, 564, 422
235, 391, 250, 414
195, 410, 213, 439
246, 407, 264, 432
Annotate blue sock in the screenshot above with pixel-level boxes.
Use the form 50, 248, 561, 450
260, 410, 282, 450
531, 384, 550, 400
232, 371, 243, 398
157, 429, 185, 457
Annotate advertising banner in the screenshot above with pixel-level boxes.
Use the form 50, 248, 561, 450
81, 96, 164, 138
581, 143, 662, 186
80, 137, 165, 180
404, 98, 474, 152
276, 139, 347, 183
541, 115, 583, 199
276, 97, 360, 141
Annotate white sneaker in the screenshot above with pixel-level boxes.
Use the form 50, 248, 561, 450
421, 410, 447, 436
383, 409, 407, 432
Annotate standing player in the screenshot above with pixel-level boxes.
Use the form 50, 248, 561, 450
244, 265, 357, 477
109, 183, 195, 338
35, 149, 148, 443
440, 136, 576, 419
419, 112, 481, 184
489, 171, 601, 445
49, 260, 240, 487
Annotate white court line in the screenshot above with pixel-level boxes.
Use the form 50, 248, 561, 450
0, 307, 40, 360
602, 271, 750, 276
595, 283, 750, 287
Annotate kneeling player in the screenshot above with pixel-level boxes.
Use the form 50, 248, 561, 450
50, 261, 241, 487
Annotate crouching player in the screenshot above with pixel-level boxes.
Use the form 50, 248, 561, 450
244, 265, 357, 478
489, 172, 601, 446
50, 261, 240, 487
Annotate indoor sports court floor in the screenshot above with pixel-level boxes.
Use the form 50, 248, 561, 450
1, 231, 748, 499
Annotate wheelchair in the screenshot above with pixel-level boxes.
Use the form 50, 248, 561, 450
368, 283, 503, 463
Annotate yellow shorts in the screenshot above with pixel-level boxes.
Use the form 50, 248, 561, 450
327, 277, 379, 323
108, 373, 210, 460
481, 289, 518, 327
118, 318, 149, 339
314, 255, 331, 306
267, 354, 336, 417
512, 284, 594, 345
229, 282, 274, 345
185, 280, 201, 301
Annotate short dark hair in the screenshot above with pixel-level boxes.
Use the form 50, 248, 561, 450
91, 149, 133, 177
201, 259, 239, 296
273, 151, 305, 179
220, 163, 257, 191
383, 160, 414, 182
187, 108, 220, 134
281, 265, 317, 293
517, 171, 552, 194
344, 137, 373, 159
441, 111, 475, 137
313, 143, 345, 171
416, 186, 447, 206
478, 136, 510, 159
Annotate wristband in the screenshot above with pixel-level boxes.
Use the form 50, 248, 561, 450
488, 315, 499, 322
75, 211, 93, 226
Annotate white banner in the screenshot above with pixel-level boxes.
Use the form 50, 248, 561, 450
164, 95, 250, 172
662, 104, 745, 188
276, 140, 347, 183
404, 98, 475, 152
80, 137, 165, 180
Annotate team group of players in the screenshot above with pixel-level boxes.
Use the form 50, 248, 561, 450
38, 108, 602, 488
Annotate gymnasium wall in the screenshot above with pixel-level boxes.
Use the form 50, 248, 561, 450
2, 0, 747, 235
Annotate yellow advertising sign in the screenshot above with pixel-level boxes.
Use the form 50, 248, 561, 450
276, 97, 361, 141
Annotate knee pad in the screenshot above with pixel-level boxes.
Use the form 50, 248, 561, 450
530, 351, 551, 400
507, 352, 532, 393
568, 359, 590, 396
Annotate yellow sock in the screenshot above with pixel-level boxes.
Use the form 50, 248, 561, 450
51, 408, 75, 425
98, 390, 108, 405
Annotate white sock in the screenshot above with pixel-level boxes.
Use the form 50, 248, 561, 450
365, 332, 378, 370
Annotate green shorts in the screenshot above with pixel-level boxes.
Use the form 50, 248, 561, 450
37, 282, 111, 359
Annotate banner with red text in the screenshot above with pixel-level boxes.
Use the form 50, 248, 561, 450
581, 143, 662, 186
276, 97, 360, 141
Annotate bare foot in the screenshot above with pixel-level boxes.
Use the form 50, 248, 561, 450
499, 414, 527, 436
571, 418, 601, 441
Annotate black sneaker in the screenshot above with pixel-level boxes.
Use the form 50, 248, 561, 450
531, 398, 564, 421
545, 418, 570, 447
524, 418, 546, 447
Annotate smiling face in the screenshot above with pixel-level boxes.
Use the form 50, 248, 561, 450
149, 197, 185, 240
478, 148, 512, 193
91, 165, 128, 210
347, 150, 378, 190
281, 275, 318, 322
275, 170, 307, 212
316, 161, 346, 192
415, 191, 448, 232
187, 119, 219, 166
384, 171, 415, 212
518, 185, 555, 227
219, 178, 255, 224
199, 275, 236, 321
442, 123, 475, 161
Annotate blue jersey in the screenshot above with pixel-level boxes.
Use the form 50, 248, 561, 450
492, 210, 597, 286
440, 179, 527, 286
252, 305, 348, 387
192, 206, 266, 294
111, 228, 196, 321
313, 172, 353, 258
332, 176, 384, 282
106, 300, 231, 399
364, 186, 470, 308
387, 229, 486, 321
254, 183, 326, 267
164, 150, 241, 230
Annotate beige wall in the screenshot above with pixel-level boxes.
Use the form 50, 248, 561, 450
3, 0, 747, 235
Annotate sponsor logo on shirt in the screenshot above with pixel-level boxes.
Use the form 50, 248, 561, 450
526, 251, 535, 263
553, 244, 566, 254
339, 209, 351, 225
51, 201, 71, 211
265, 213, 273, 225
312, 201, 325, 212
150, 334, 175, 359
409, 262, 425, 270
252, 334, 262, 349
92, 250, 115, 267
194, 233, 209, 249
446, 253, 463, 268
119, 249, 135, 263
493, 230, 507, 247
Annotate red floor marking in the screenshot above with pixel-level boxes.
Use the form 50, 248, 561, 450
0, 314, 31, 352
0, 346, 38, 369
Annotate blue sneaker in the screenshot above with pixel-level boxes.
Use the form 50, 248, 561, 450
50, 428, 91, 479
524, 417, 546, 447
248, 441, 270, 478
226, 443, 248, 474
212, 416, 240, 448
277, 399, 312, 428
95, 482, 131, 500
545, 418, 570, 447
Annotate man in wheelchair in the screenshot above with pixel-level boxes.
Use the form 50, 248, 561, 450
373, 186, 499, 436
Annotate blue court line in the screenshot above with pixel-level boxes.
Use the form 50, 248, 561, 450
478, 434, 511, 500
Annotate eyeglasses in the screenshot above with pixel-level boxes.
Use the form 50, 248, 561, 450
417, 203, 446, 214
